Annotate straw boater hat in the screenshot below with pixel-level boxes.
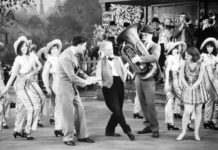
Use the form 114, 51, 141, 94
30, 44, 37, 52
36, 47, 47, 59
44, 39, 62, 54
13, 36, 29, 54
200, 37, 218, 50
166, 41, 187, 54
0, 41, 4, 48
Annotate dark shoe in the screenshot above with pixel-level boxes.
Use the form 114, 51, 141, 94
25, 134, 34, 140
126, 131, 135, 141
204, 121, 218, 130
152, 131, 159, 138
187, 123, 194, 132
167, 124, 179, 130
50, 118, 55, 125
137, 127, 152, 134
133, 113, 143, 119
105, 133, 121, 137
174, 114, 182, 119
3, 125, 9, 129
21, 129, 27, 137
78, 138, 95, 143
37, 122, 44, 127
64, 141, 76, 146
13, 132, 24, 138
54, 130, 64, 137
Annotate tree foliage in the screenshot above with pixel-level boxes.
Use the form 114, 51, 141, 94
0, 0, 35, 28
47, 0, 102, 43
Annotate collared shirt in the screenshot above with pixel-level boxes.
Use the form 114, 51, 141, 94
107, 57, 119, 76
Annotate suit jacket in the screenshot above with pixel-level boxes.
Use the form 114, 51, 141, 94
173, 23, 194, 47
56, 47, 88, 98
140, 41, 161, 81
96, 56, 127, 88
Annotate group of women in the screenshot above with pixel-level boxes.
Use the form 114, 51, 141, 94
0, 36, 63, 140
1, 33, 218, 143
164, 37, 218, 141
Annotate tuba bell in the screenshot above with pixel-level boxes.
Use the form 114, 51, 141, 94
117, 23, 158, 80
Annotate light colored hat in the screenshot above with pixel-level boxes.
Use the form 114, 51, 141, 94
37, 47, 47, 60
13, 36, 29, 54
166, 41, 187, 54
0, 42, 4, 48
200, 37, 217, 50
45, 39, 62, 54
30, 44, 37, 51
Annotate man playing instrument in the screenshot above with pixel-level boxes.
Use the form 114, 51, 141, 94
131, 25, 161, 138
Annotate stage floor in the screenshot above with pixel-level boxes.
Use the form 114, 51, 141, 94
0, 99, 218, 150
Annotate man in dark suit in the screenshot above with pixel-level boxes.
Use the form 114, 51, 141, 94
173, 12, 194, 48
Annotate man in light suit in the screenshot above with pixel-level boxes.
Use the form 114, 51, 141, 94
56, 36, 97, 146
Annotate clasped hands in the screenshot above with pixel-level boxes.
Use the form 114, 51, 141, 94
85, 76, 101, 86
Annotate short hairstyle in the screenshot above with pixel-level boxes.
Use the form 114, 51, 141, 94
99, 40, 113, 52
180, 12, 187, 16
48, 44, 59, 54
72, 36, 87, 46
201, 41, 217, 56
186, 47, 200, 62
17, 41, 29, 56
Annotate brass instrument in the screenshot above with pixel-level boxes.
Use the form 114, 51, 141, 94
117, 23, 158, 80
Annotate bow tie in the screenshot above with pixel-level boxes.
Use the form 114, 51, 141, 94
108, 57, 114, 61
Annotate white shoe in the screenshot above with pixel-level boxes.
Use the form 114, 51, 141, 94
176, 132, 186, 141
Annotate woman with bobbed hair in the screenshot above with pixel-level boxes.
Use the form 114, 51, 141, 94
42, 39, 63, 136
200, 37, 218, 130
0, 36, 40, 140
177, 47, 208, 141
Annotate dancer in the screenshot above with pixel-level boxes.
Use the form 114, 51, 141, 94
0, 36, 40, 140
29, 42, 46, 127
42, 39, 63, 136
96, 40, 135, 141
177, 47, 207, 141
56, 36, 97, 146
0, 61, 11, 129
200, 37, 218, 130
164, 41, 187, 131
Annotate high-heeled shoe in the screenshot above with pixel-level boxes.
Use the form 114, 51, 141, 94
187, 123, 194, 132
13, 132, 24, 138
133, 113, 143, 119
195, 134, 201, 141
50, 119, 55, 125
25, 134, 34, 140
176, 132, 186, 141
167, 124, 179, 130
54, 130, 64, 137
203, 121, 218, 130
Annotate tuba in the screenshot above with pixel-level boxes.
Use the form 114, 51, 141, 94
117, 23, 158, 80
